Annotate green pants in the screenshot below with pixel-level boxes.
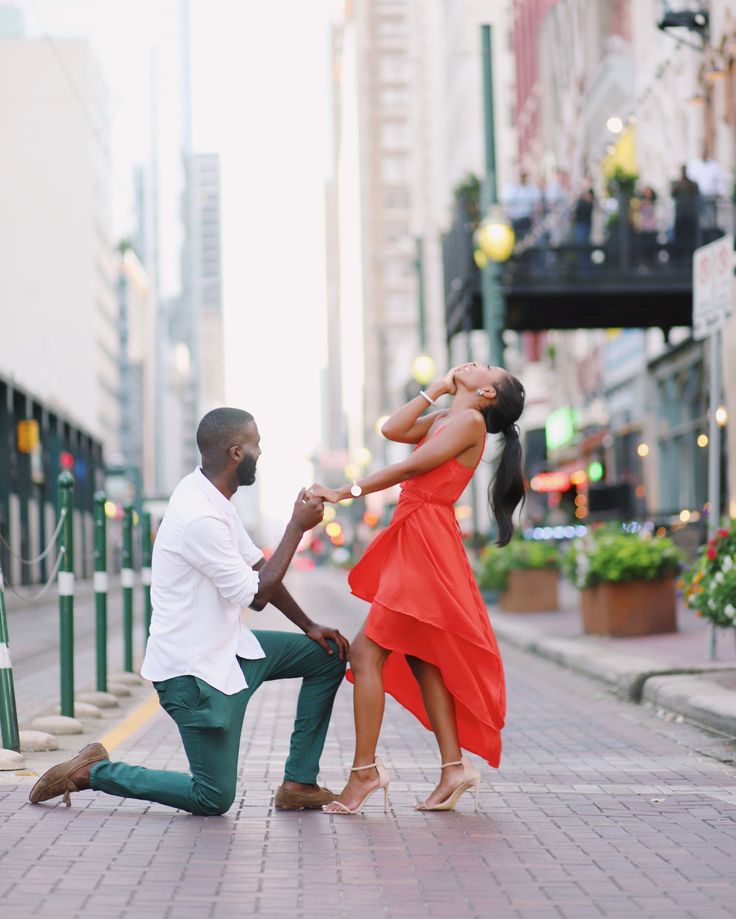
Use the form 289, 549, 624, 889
90, 631, 345, 816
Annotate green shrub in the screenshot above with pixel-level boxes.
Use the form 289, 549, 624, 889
562, 529, 683, 590
478, 539, 559, 592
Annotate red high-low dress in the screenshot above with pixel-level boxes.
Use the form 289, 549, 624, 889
347, 433, 506, 767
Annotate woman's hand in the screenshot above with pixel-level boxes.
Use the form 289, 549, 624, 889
434, 363, 471, 398
306, 483, 344, 503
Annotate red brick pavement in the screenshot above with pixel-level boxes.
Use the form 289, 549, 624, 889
1, 568, 735, 918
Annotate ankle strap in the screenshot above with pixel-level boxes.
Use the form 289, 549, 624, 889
351, 762, 377, 772
441, 760, 463, 768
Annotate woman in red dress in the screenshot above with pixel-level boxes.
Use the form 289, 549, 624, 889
308, 362, 526, 814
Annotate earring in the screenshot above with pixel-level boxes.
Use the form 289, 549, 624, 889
476, 389, 484, 396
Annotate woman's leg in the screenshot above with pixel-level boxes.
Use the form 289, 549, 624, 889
323, 625, 389, 811
407, 656, 466, 806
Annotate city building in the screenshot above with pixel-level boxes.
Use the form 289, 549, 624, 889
0, 375, 105, 587
116, 245, 155, 495
0, 23, 119, 458
502, 0, 736, 532
324, 1, 529, 540
0, 15, 118, 578
190, 152, 225, 415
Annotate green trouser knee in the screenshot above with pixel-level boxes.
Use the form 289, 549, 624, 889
90, 631, 345, 815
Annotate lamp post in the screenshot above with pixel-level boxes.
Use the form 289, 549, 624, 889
479, 23, 513, 368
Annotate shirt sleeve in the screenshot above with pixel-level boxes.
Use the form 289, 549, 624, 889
181, 516, 260, 608
237, 522, 264, 567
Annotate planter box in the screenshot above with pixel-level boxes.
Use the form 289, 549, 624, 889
500, 568, 559, 612
580, 577, 676, 636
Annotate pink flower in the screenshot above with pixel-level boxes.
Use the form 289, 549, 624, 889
707, 547, 718, 561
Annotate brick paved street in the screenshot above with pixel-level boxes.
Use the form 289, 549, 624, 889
2, 567, 736, 918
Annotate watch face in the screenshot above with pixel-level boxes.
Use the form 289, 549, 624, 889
350, 484, 362, 497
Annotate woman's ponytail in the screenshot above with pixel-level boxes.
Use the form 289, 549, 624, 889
482, 377, 526, 546
490, 425, 525, 546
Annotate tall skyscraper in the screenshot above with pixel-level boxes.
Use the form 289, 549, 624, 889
116, 245, 155, 493
190, 152, 225, 414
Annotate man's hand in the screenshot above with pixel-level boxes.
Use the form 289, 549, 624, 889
290, 488, 325, 532
306, 483, 343, 503
304, 623, 350, 660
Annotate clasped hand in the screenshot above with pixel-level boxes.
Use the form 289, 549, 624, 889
305, 483, 342, 503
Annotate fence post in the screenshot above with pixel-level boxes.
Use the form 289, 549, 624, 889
141, 511, 153, 646
58, 471, 75, 718
93, 491, 108, 692
0, 558, 20, 752
122, 501, 134, 672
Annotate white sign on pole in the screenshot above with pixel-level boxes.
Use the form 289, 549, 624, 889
693, 234, 734, 341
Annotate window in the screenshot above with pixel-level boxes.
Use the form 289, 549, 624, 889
380, 55, 408, 82
385, 292, 412, 316
381, 121, 409, 148
380, 86, 408, 108
383, 258, 411, 280
377, 18, 407, 40
384, 187, 410, 210
382, 155, 408, 181
384, 222, 408, 245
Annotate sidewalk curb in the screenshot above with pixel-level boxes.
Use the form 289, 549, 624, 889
492, 613, 736, 737
643, 674, 736, 738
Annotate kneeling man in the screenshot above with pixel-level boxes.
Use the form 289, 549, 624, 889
30, 408, 348, 815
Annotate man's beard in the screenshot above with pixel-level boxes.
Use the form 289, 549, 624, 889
236, 455, 257, 486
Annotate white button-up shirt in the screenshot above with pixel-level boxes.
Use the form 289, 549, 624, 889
140, 469, 266, 694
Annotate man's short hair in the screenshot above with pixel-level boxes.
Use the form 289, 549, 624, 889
196, 407, 254, 455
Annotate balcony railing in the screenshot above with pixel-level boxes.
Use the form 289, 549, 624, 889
442, 194, 735, 338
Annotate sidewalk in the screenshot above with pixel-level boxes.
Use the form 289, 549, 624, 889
489, 580, 736, 738
0, 567, 735, 918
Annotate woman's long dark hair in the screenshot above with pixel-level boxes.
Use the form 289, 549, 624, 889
481, 373, 526, 547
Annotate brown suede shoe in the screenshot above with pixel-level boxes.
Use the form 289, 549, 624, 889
28, 742, 109, 807
274, 784, 338, 811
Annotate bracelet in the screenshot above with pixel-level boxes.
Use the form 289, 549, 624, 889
419, 390, 437, 406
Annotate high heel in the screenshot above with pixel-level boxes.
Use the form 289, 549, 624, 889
322, 758, 391, 815
415, 755, 481, 812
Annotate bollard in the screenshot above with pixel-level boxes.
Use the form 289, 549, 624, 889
93, 491, 108, 692
141, 511, 153, 646
0, 558, 20, 752
122, 501, 134, 672
58, 471, 75, 717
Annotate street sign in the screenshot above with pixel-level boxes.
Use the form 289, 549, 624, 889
693, 234, 734, 340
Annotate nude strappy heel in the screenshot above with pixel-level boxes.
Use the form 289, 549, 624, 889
414, 756, 481, 812
322, 758, 391, 815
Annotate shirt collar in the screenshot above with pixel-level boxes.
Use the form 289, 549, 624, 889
194, 467, 237, 517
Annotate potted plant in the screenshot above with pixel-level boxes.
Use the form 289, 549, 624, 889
563, 528, 683, 636
681, 523, 736, 629
478, 539, 560, 612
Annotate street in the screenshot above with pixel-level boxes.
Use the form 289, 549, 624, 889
1, 567, 735, 918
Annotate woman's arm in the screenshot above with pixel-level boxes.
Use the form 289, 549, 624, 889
311, 410, 485, 502
380, 365, 466, 443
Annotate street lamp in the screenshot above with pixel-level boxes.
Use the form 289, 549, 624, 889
475, 207, 516, 264
411, 354, 436, 386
